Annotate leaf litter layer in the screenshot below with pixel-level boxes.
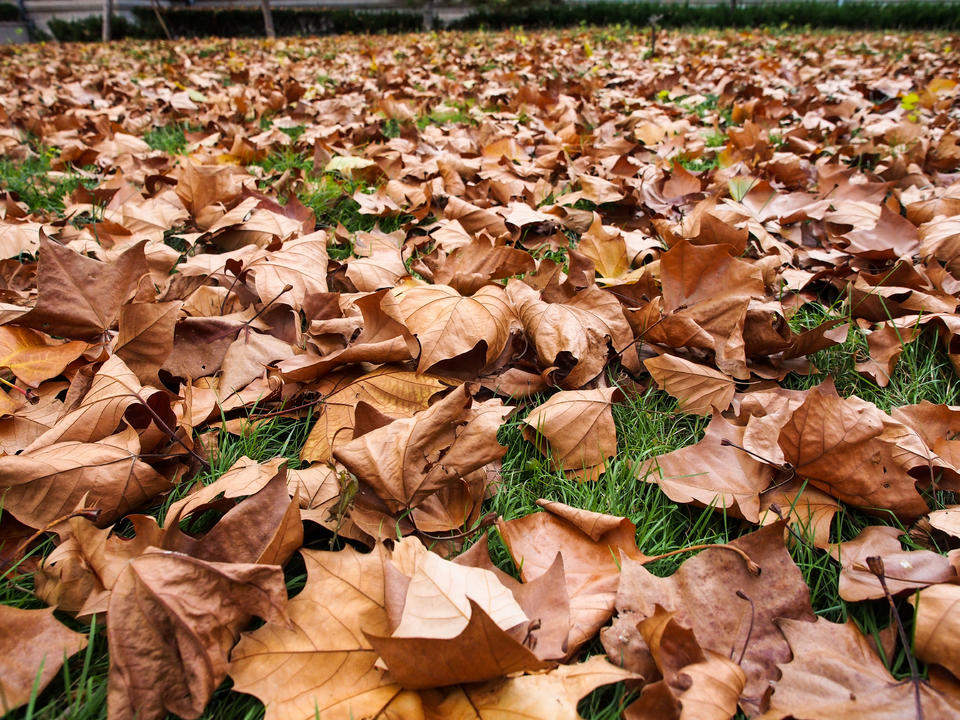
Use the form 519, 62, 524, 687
1, 26, 960, 720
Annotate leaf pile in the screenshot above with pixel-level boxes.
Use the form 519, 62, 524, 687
1, 28, 960, 720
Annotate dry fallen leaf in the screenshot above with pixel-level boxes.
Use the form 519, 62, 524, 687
522, 387, 621, 481
910, 584, 960, 683
641, 415, 774, 522
644, 353, 735, 416
0, 429, 169, 528
0, 605, 88, 713
229, 544, 412, 720
107, 549, 289, 720
603, 523, 815, 715
17, 238, 148, 340
761, 617, 960, 719
623, 606, 746, 720
382, 282, 516, 374
778, 381, 930, 518
0, 326, 86, 387
300, 368, 451, 464
499, 499, 645, 657
828, 525, 957, 601
421, 655, 638, 720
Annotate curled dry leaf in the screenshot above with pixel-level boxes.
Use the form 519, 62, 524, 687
250, 231, 328, 310
644, 353, 735, 416
334, 384, 508, 513
507, 279, 633, 389
498, 499, 645, 657
300, 368, 451, 464
421, 655, 639, 720
381, 282, 516, 374
0, 606, 88, 714
368, 598, 552, 689
623, 607, 746, 720
107, 549, 289, 720
25, 354, 144, 450
926, 506, 960, 539
522, 387, 621, 481
36, 467, 301, 617
115, 300, 182, 384
0, 326, 86, 387
778, 381, 930, 518
828, 525, 957, 601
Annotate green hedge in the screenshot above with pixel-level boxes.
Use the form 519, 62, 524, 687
0, 2, 21, 23
450, 1, 960, 31
43, 1, 960, 41
48, 14, 141, 42
48, 7, 422, 41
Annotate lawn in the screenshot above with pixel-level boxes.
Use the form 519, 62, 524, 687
1, 26, 959, 720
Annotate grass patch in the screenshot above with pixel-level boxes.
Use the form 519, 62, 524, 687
0, 145, 97, 215
143, 123, 192, 155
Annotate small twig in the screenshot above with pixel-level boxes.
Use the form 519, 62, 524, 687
768, 503, 821, 552
150, 0, 173, 40
734, 590, 755, 665
0, 375, 29, 397
12, 508, 101, 559
417, 512, 498, 543
206, 283, 295, 344
128, 392, 209, 469
642, 542, 760, 575
247, 396, 356, 421
218, 271, 243, 316
866, 556, 924, 720
720, 438, 788, 469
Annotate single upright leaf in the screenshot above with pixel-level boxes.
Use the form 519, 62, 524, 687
16, 238, 148, 340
